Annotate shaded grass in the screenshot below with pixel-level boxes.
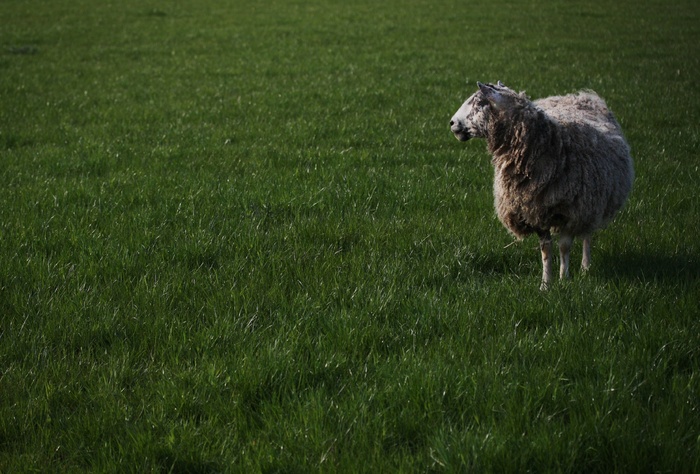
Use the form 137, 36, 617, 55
1, 0, 699, 472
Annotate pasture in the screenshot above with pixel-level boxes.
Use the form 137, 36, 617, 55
1, 0, 699, 471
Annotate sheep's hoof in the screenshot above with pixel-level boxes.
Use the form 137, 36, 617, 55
540, 281, 550, 291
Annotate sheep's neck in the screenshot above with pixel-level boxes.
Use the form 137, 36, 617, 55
487, 107, 559, 173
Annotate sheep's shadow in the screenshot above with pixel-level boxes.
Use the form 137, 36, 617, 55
596, 250, 700, 284
454, 246, 699, 286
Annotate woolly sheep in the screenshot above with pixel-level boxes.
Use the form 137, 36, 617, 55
450, 81, 634, 289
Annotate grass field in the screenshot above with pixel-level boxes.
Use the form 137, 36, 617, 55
1, 0, 699, 471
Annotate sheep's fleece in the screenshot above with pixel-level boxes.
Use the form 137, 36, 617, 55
450, 81, 634, 288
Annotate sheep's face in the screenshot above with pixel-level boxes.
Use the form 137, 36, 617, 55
450, 90, 491, 141
451, 82, 522, 141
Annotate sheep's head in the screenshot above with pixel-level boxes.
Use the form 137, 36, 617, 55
450, 81, 520, 141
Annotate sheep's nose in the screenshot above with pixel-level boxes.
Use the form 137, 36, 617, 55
449, 120, 455, 127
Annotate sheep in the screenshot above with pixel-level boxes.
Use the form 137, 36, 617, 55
449, 81, 634, 289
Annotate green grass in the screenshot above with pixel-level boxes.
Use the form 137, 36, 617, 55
1, 0, 699, 471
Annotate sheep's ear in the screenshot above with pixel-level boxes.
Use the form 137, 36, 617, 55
497, 80, 505, 88
477, 81, 492, 94
478, 81, 507, 109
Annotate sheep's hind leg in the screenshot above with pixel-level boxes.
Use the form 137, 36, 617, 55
559, 234, 573, 279
581, 235, 591, 272
539, 232, 553, 290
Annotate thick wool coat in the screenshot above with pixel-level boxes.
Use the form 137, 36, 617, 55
486, 91, 634, 240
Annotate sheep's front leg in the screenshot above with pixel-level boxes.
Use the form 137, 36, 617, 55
559, 234, 573, 279
539, 232, 553, 290
581, 235, 591, 272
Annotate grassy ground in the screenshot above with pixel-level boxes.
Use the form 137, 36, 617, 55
1, 0, 699, 471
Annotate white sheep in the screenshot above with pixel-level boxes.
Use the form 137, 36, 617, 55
450, 81, 634, 289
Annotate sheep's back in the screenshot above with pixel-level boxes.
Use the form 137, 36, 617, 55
535, 92, 621, 136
